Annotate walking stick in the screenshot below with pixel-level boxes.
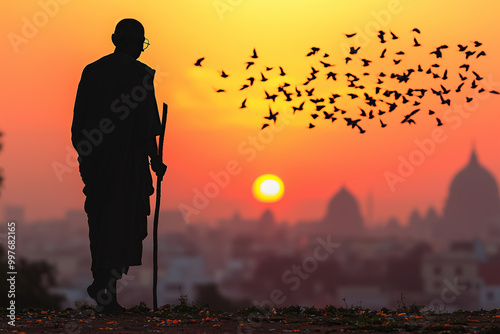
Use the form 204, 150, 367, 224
153, 103, 168, 311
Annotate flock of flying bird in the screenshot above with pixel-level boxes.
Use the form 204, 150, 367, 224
195, 28, 498, 133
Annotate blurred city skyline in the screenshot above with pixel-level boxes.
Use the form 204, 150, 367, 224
4, 144, 500, 311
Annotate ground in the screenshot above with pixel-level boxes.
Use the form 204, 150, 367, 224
3, 303, 500, 333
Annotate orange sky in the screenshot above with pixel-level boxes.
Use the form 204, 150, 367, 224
1, 0, 500, 226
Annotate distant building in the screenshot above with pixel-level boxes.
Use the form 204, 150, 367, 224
322, 186, 365, 237
160, 255, 212, 304
4, 205, 25, 224
437, 148, 500, 241
422, 240, 487, 310
478, 261, 500, 310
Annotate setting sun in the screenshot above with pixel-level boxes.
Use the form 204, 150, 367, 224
252, 174, 284, 203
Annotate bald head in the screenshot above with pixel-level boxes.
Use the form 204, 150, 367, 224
112, 19, 145, 59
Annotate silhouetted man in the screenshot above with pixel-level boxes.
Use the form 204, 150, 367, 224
71, 18, 166, 314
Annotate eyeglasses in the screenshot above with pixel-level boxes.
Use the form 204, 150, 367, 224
143, 38, 150, 51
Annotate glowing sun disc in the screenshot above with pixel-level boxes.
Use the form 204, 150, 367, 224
252, 174, 284, 203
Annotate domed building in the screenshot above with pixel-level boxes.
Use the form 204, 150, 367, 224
438, 148, 500, 240
322, 186, 365, 236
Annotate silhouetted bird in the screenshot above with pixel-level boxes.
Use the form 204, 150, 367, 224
465, 51, 476, 59
311, 113, 318, 119
326, 72, 337, 80
310, 98, 324, 103
440, 85, 450, 94
246, 61, 254, 69
436, 118, 443, 126
261, 124, 269, 130
458, 44, 467, 51
472, 71, 483, 80
348, 93, 358, 99
477, 51, 486, 58
466, 97, 473, 103
247, 77, 255, 85
439, 94, 450, 105
474, 41, 482, 47
295, 86, 302, 97
393, 59, 402, 64
430, 49, 443, 58
292, 101, 304, 113
308, 123, 315, 128
413, 28, 421, 33
413, 37, 421, 47
390, 31, 398, 39
316, 105, 325, 111
251, 48, 258, 59
323, 111, 334, 119
279, 67, 286, 76
442, 69, 448, 80
329, 94, 341, 103
460, 64, 470, 71
345, 57, 352, 64
344, 117, 361, 128
471, 80, 478, 89
266, 67, 273, 71
459, 73, 467, 81
387, 102, 397, 112
240, 98, 247, 109
239, 84, 249, 91
307, 47, 320, 56
491, 90, 500, 94
380, 48, 387, 58
456, 82, 464, 92
345, 33, 356, 38
380, 119, 387, 127
431, 88, 441, 95
359, 108, 367, 117
429, 110, 435, 115
220, 70, 229, 78
264, 107, 278, 123
260, 72, 268, 82
402, 109, 419, 123
378, 30, 386, 43
361, 59, 372, 66
320, 61, 332, 68
215, 88, 225, 92
350, 47, 361, 55
305, 88, 315, 96
264, 91, 278, 101
195, 57, 204, 66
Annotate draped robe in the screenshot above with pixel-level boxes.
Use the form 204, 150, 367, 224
71, 51, 161, 278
